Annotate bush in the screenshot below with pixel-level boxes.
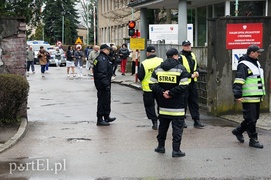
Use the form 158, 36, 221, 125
0, 74, 29, 124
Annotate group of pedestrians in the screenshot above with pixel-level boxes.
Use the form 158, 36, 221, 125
31, 41, 266, 155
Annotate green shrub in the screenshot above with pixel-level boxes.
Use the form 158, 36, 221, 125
0, 74, 29, 124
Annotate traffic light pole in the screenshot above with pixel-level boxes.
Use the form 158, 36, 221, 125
135, 49, 139, 83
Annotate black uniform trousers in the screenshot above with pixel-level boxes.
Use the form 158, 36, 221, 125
184, 81, 200, 120
97, 88, 111, 117
157, 117, 184, 151
143, 91, 158, 121
239, 102, 260, 135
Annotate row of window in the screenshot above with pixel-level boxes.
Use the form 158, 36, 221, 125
99, 0, 128, 13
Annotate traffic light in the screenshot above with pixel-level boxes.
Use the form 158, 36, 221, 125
128, 20, 136, 36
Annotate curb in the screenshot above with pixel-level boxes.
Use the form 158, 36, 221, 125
0, 118, 28, 153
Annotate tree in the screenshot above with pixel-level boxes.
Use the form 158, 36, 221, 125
79, 0, 97, 44
42, 0, 80, 44
0, 0, 43, 37
29, 22, 44, 40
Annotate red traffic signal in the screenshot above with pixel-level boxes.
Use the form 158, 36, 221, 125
128, 20, 136, 36
128, 20, 136, 29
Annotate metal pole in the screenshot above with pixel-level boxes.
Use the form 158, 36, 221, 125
235, 0, 239, 16
93, 3, 96, 45
62, 16, 64, 44
135, 49, 138, 82
87, 3, 89, 45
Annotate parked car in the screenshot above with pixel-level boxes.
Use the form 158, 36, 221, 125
48, 49, 66, 66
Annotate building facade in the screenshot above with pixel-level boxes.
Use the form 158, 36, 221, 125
98, 0, 270, 47
97, 0, 140, 46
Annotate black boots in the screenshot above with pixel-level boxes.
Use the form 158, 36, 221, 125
172, 150, 186, 157
154, 141, 165, 153
249, 133, 263, 149
194, 120, 204, 128
232, 128, 264, 149
154, 146, 165, 153
96, 116, 110, 126
97, 116, 116, 126
232, 126, 245, 143
151, 119, 158, 130
172, 143, 185, 157
104, 116, 116, 122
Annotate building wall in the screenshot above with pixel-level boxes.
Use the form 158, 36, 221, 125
97, 0, 140, 46
77, 28, 87, 45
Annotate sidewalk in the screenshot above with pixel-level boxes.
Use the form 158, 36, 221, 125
0, 68, 270, 153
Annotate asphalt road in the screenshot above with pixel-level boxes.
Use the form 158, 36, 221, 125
0, 66, 270, 180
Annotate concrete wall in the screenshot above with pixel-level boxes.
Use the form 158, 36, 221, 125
0, 17, 26, 75
207, 16, 271, 116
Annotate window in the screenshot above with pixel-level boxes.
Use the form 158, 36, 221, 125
230, 1, 265, 16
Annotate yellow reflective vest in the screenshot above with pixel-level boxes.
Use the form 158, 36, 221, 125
240, 61, 265, 103
180, 52, 197, 83
141, 57, 163, 92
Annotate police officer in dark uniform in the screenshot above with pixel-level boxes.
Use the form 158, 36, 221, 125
179, 40, 204, 128
93, 44, 116, 126
150, 48, 190, 157
232, 44, 265, 148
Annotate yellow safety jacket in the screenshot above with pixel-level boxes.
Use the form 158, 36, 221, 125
141, 57, 163, 92
180, 52, 197, 83
238, 61, 266, 103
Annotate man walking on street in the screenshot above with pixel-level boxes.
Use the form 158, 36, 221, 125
232, 44, 265, 149
138, 46, 163, 130
150, 48, 189, 157
26, 46, 35, 75
93, 44, 116, 126
179, 40, 204, 128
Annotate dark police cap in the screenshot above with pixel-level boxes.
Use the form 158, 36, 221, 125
166, 48, 179, 57
146, 46, 156, 52
247, 44, 264, 54
182, 40, 191, 46
100, 44, 111, 50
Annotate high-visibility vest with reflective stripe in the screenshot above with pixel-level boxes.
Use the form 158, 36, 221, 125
180, 52, 197, 83
141, 57, 163, 92
159, 107, 185, 116
239, 61, 265, 102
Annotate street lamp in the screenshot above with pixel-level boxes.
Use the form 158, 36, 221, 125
87, 3, 89, 45
62, 15, 64, 44
91, 2, 96, 45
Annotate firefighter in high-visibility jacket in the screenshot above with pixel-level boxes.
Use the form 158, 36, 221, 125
179, 40, 204, 128
232, 44, 265, 149
150, 48, 190, 157
138, 46, 163, 130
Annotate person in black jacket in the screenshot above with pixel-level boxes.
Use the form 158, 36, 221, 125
179, 40, 204, 128
150, 48, 190, 157
232, 44, 265, 149
93, 44, 116, 126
